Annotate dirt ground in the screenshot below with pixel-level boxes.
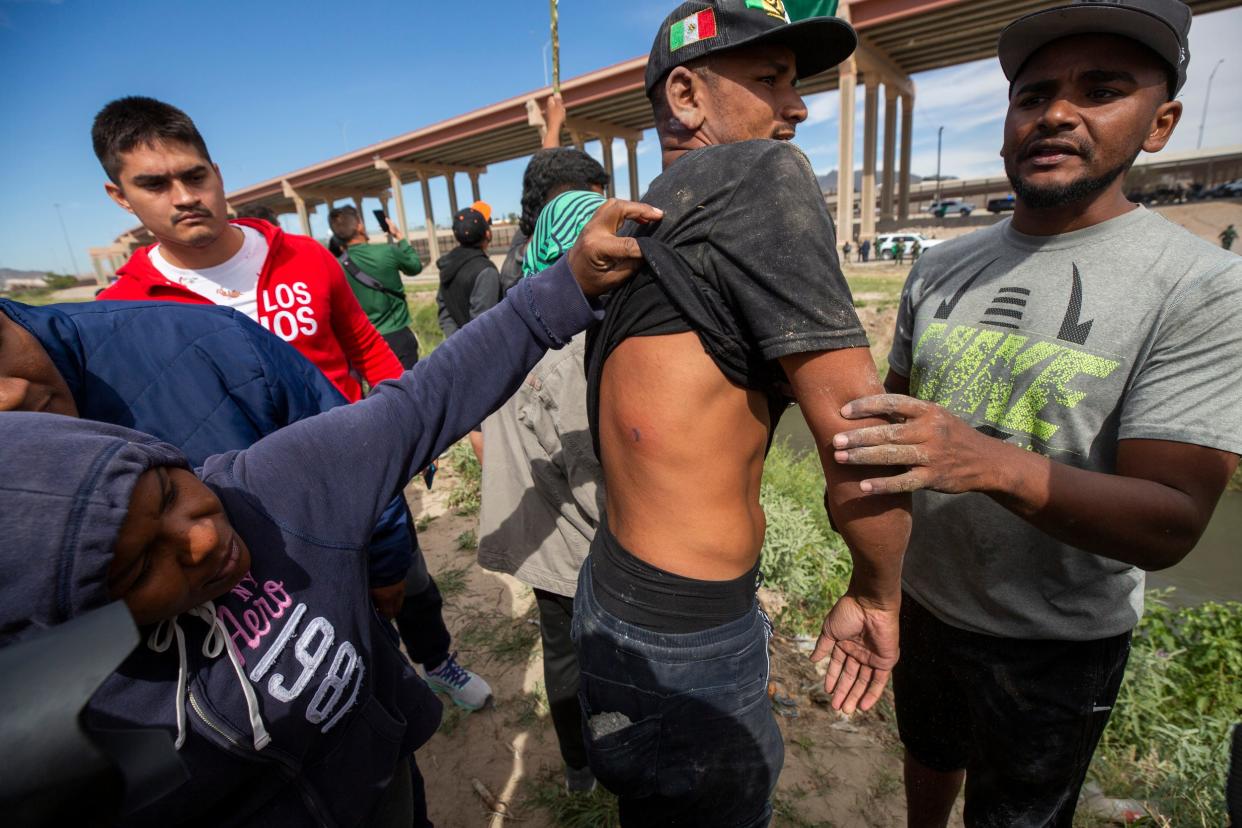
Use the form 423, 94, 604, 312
402, 456, 955, 828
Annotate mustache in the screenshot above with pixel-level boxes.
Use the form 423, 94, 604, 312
173, 208, 213, 223
1021, 136, 1093, 161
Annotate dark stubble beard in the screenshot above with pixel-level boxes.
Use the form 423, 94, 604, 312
1006, 153, 1137, 210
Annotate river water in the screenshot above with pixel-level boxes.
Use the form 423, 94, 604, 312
773, 408, 1241, 608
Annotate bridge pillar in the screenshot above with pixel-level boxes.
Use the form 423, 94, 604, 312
283, 180, 313, 236
626, 139, 641, 200
882, 86, 898, 221
446, 173, 459, 217
860, 76, 879, 245
601, 136, 616, 198
418, 172, 441, 263
837, 63, 857, 242
379, 167, 410, 240
898, 93, 914, 223
469, 172, 481, 203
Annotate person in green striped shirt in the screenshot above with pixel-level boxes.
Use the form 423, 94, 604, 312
328, 206, 424, 368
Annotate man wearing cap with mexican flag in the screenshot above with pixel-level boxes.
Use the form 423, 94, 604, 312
830, 1, 1242, 823
575, 2, 911, 825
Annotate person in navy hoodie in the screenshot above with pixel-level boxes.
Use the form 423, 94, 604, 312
0, 199, 659, 827
0, 298, 416, 628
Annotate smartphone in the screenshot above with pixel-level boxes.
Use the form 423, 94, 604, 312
373, 209, 391, 235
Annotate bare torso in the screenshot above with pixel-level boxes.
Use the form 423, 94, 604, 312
598, 331, 772, 580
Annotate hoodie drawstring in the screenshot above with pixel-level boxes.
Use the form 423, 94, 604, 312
148, 601, 272, 752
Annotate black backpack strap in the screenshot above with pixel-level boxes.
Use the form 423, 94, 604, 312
338, 248, 407, 301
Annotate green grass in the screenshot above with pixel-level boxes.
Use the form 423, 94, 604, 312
1087, 592, 1242, 824
434, 565, 470, 599
455, 529, 478, 551
445, 441, 481, 516
438, 705, 466, 736
503, 683, 550, 729
526, 768, 620, 828
457, 608, 541, 664
407, 288, 446, 355
759, 441, 851, 637
772, 790, 830, 828
1, 288, 65, 306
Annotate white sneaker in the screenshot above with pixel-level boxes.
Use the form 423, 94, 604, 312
424, 652, 493, 711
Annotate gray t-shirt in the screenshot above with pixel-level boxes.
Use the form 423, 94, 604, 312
889, 207, 1242, 640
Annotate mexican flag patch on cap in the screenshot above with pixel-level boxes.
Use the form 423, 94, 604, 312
670, 8, 717, 51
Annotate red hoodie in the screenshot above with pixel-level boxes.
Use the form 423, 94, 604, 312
98, 218, 402, 402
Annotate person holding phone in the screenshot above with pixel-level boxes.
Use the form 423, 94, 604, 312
327, 205, 425, 369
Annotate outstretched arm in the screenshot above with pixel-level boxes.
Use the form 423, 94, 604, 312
836, 372, 1237, 571
781, 348, 912, 715
225, 199, 661, 549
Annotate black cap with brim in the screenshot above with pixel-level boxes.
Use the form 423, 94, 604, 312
997, 0, 1190, 94
645, 0, 857, 96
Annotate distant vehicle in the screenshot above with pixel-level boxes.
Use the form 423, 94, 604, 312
987, 195, 1016, 213
926, 198, 977, 217
876, 233, 945, 260
1221, 180, 1242, 197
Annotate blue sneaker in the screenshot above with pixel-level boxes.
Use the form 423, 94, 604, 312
424, 652, 492, 711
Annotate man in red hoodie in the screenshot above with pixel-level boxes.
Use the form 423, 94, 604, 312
91, 96, 495, 713
93, 96, 400, 404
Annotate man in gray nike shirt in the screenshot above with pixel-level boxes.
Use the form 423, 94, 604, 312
832, 1, 1242, 824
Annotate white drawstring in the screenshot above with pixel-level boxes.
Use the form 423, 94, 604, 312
147, 617, 189, 750
148, 601, 272, 752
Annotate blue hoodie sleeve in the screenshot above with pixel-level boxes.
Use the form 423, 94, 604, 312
217, 258, 599, 551
241, 319, 414, 585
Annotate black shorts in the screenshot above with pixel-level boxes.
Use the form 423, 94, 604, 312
894, 593, 1131, 827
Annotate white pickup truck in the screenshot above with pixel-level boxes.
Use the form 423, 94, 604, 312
875, 233, 945, 260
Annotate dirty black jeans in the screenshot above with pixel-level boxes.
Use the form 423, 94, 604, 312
571, 557, 783, 828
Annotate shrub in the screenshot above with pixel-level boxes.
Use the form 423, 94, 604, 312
44, 273, 80, 290
445, 441, 481, 516
406, 290, 445, 355
759, 441, 851, 635
1090, 592, 1242, 824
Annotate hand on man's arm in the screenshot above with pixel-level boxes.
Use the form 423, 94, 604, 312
834, 372, 1238, 570
781, 348, 912, 716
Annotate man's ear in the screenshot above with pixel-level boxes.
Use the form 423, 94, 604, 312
104, 181, 134, 215
1143, 99, 1182, 154
664, 66, 707, 133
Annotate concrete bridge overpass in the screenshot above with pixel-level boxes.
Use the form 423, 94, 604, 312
91, 0, 1242, 281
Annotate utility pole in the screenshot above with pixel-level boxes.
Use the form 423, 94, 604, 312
935, 125, 944, 207
1198, 59, 1224, 150
549, 0, 560, 94
53, 203, 82, 278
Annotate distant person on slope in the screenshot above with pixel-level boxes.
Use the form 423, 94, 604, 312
1222, 222, 1237, 251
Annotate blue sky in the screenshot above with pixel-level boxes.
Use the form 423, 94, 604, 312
1, 0, 1239, 275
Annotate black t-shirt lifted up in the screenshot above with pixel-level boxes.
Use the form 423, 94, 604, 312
586, 139, 869, 455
